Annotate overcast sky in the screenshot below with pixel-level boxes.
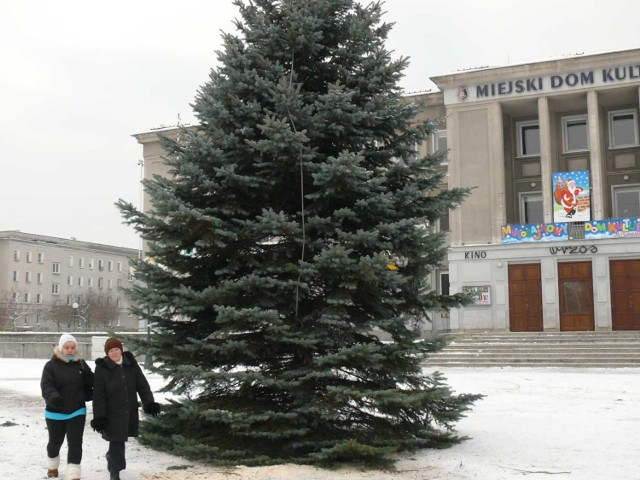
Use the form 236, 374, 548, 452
2, 0, 639, 249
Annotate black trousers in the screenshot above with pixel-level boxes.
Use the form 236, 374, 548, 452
107, 441, 126, 472
46, 415, 86, 465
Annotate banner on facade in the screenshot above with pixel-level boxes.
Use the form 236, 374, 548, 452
584, 218, 640, 239
501, 222, 568, 243
552, 170, 591, 223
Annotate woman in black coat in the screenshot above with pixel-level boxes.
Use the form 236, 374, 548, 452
40, 333, 93, 480
91, 337, 160, 480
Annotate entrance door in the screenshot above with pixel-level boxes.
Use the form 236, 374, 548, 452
610, 259, 640, 330
558, 261, 594, 331
508, 264, 543, 332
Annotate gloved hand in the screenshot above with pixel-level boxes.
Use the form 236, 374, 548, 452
49, 395, 63, 408
90, 417, 107, 434
143, 402, 161, 417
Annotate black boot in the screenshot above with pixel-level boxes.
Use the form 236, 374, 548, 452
110, 471, 120, 480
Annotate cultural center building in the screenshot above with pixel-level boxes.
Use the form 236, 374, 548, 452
135, 48, 640, 335
423, 48, 640, 333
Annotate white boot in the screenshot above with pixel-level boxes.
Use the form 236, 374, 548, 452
47, 455, 60, 477
66, 463, 80, 480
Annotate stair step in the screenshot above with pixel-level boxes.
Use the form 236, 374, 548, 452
423, 331, 640, 368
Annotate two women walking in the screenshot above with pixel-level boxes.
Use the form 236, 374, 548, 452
41, 335, 160, 480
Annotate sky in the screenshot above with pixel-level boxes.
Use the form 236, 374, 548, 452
2, 0, 640, 250
2, 358, 639, 479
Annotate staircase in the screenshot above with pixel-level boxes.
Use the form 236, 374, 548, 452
424, 331, 640, 368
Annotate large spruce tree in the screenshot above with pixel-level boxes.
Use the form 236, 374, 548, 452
118, 0, 480, 467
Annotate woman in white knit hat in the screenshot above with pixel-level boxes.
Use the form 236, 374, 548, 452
40, 334, 93, 480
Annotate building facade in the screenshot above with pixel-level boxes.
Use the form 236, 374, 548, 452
135, 48, 640, 334
429, 48, 640, 332
0, 231, 139, 331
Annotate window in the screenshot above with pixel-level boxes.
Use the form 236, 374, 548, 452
89, 258, 94, 270
79, 257, 84, 269
108, 279, 113, 289
12, 271, 19, 282
24, 293, 30, 303
52, 283, 60, 295
438, 272, 450, 296
117, 261, 122, 272
432, 130, 448, 152
26, 252, 32, 263
38, 253, 44, 263
108, 260, 113, 272
98, 259, 104, 271
25, 271, 32, 283
98, 277, 104, 289
562, 115, 589, 153
437, 209, 450, 232
88, 277, 93, 288
516, 120, 540, 157
36, 294, 42, 304
67, 275, 73, 286
612, 184, 640, 218
68, 256, 74, 267
37, 272, 44, 284
12, 292, 18, 302
52, 262, 60, 274
519, 192, 544, 224
13, 250, 20, 261
78, 276, 84, 287
432, 130, 448, 163
609, 109, 639, 149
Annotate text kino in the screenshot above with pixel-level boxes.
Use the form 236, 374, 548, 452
465, 251, 487, 259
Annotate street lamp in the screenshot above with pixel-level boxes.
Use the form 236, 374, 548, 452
72, 302, 79, 331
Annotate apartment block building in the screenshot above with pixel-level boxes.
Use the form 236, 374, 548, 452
0, 231, 139, 331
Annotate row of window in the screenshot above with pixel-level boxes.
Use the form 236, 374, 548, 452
9, 312, 123, 327
11, 290, 123, 305
516, 109, 639, 157
13, 251, 124, 272
12, 271, 122, 289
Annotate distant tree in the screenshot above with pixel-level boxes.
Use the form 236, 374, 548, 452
83, 293, 121, 330
0, 289, 29, 330
47, 302, 73, 332
118, 0, 480, 467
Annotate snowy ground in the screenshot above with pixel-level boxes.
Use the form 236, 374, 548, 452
1, 358, 638, 480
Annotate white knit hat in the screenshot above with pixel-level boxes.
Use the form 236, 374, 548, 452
58, 333, 77, 351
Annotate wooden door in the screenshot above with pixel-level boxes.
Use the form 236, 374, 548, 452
610, 259, 640, 330
558, 261, 594, 331
508, 264, 543, 332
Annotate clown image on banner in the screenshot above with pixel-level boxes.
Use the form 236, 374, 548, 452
552, 170, 591, 223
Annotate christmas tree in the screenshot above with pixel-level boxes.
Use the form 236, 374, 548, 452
118, 0, 481, 467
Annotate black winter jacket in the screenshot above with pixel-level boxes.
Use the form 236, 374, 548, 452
92, 350, 155, 442
40, 348, 94, 414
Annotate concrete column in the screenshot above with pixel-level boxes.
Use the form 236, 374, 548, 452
488, 103, 506, 242
447, 108, 462, 246
538, 96, 553, 223
587, 90, 605, 220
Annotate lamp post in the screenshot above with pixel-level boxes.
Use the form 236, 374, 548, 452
72, 302, 79, 331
